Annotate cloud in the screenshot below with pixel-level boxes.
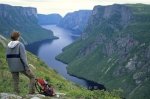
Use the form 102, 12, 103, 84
25, 0, 44, 1
0, 0, 150, 16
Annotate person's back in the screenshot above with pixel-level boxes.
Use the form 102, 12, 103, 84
6, 31, 35, 94
7, 41, 26, 72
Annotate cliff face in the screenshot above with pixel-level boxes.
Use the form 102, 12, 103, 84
0, 4, 37, 26
58, 10, 91, 33
88, 4, 132, 29
37, 14, 62, 25
56, 4, 150, 99
0, 4, 54, 43
0, 5, 37, 17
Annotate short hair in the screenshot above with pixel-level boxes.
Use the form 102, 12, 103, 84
10, 31, 20, 41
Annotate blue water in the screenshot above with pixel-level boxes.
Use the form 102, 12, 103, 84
26, 25, 105, 90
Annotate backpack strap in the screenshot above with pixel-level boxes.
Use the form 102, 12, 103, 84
35, 79, 47, 93
35, 79, 43, 93
35, 78, 56, 96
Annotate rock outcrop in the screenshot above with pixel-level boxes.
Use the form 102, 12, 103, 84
0, 4, 37, 17
37, 14, 62, 25
0, 93, 48, 99
58, 10, 91, 33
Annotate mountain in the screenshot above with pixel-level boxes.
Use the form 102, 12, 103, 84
58, 10, 91, 33
0, 4, 56, 44
56, 4, 150, 99
37, 14, 62, 25
0, 35, 120, 99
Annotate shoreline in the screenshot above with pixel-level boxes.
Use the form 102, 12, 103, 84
26, 25, 106, 91
25, 37, 59, 46
55, 57, 106, 91
68, 73, 106, 90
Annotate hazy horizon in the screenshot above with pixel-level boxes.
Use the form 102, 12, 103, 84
0, 0, 150, 16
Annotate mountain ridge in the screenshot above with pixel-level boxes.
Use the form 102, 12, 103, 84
37, 14, 62, 25
0, 4, 56, 44
58, 10, 91, 33
56, 4, 150, 99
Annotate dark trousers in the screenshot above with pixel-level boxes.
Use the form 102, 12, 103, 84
11, 69, 35, 94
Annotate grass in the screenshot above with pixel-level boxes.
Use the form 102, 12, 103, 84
0, 38, 121, 99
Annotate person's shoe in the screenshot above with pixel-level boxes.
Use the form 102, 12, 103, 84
28, 92, 35, 95
13, 90, 20, 95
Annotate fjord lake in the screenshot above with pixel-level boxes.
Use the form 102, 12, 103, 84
26, 25, 105, 90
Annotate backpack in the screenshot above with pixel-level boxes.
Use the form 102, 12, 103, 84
35, 78, 55, 96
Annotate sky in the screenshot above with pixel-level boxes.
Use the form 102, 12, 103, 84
0, 0, 150, 16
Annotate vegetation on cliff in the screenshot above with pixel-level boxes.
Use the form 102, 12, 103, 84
56, 4, 150, 99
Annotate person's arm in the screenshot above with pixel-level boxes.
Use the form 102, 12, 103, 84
19, 43, 29, 70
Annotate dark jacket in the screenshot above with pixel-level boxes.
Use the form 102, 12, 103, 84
6, 41, 29, 72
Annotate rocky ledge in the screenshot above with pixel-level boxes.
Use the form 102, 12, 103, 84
0, 93, 61, 99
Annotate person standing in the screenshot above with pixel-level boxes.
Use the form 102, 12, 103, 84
6, 31, 35, 94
